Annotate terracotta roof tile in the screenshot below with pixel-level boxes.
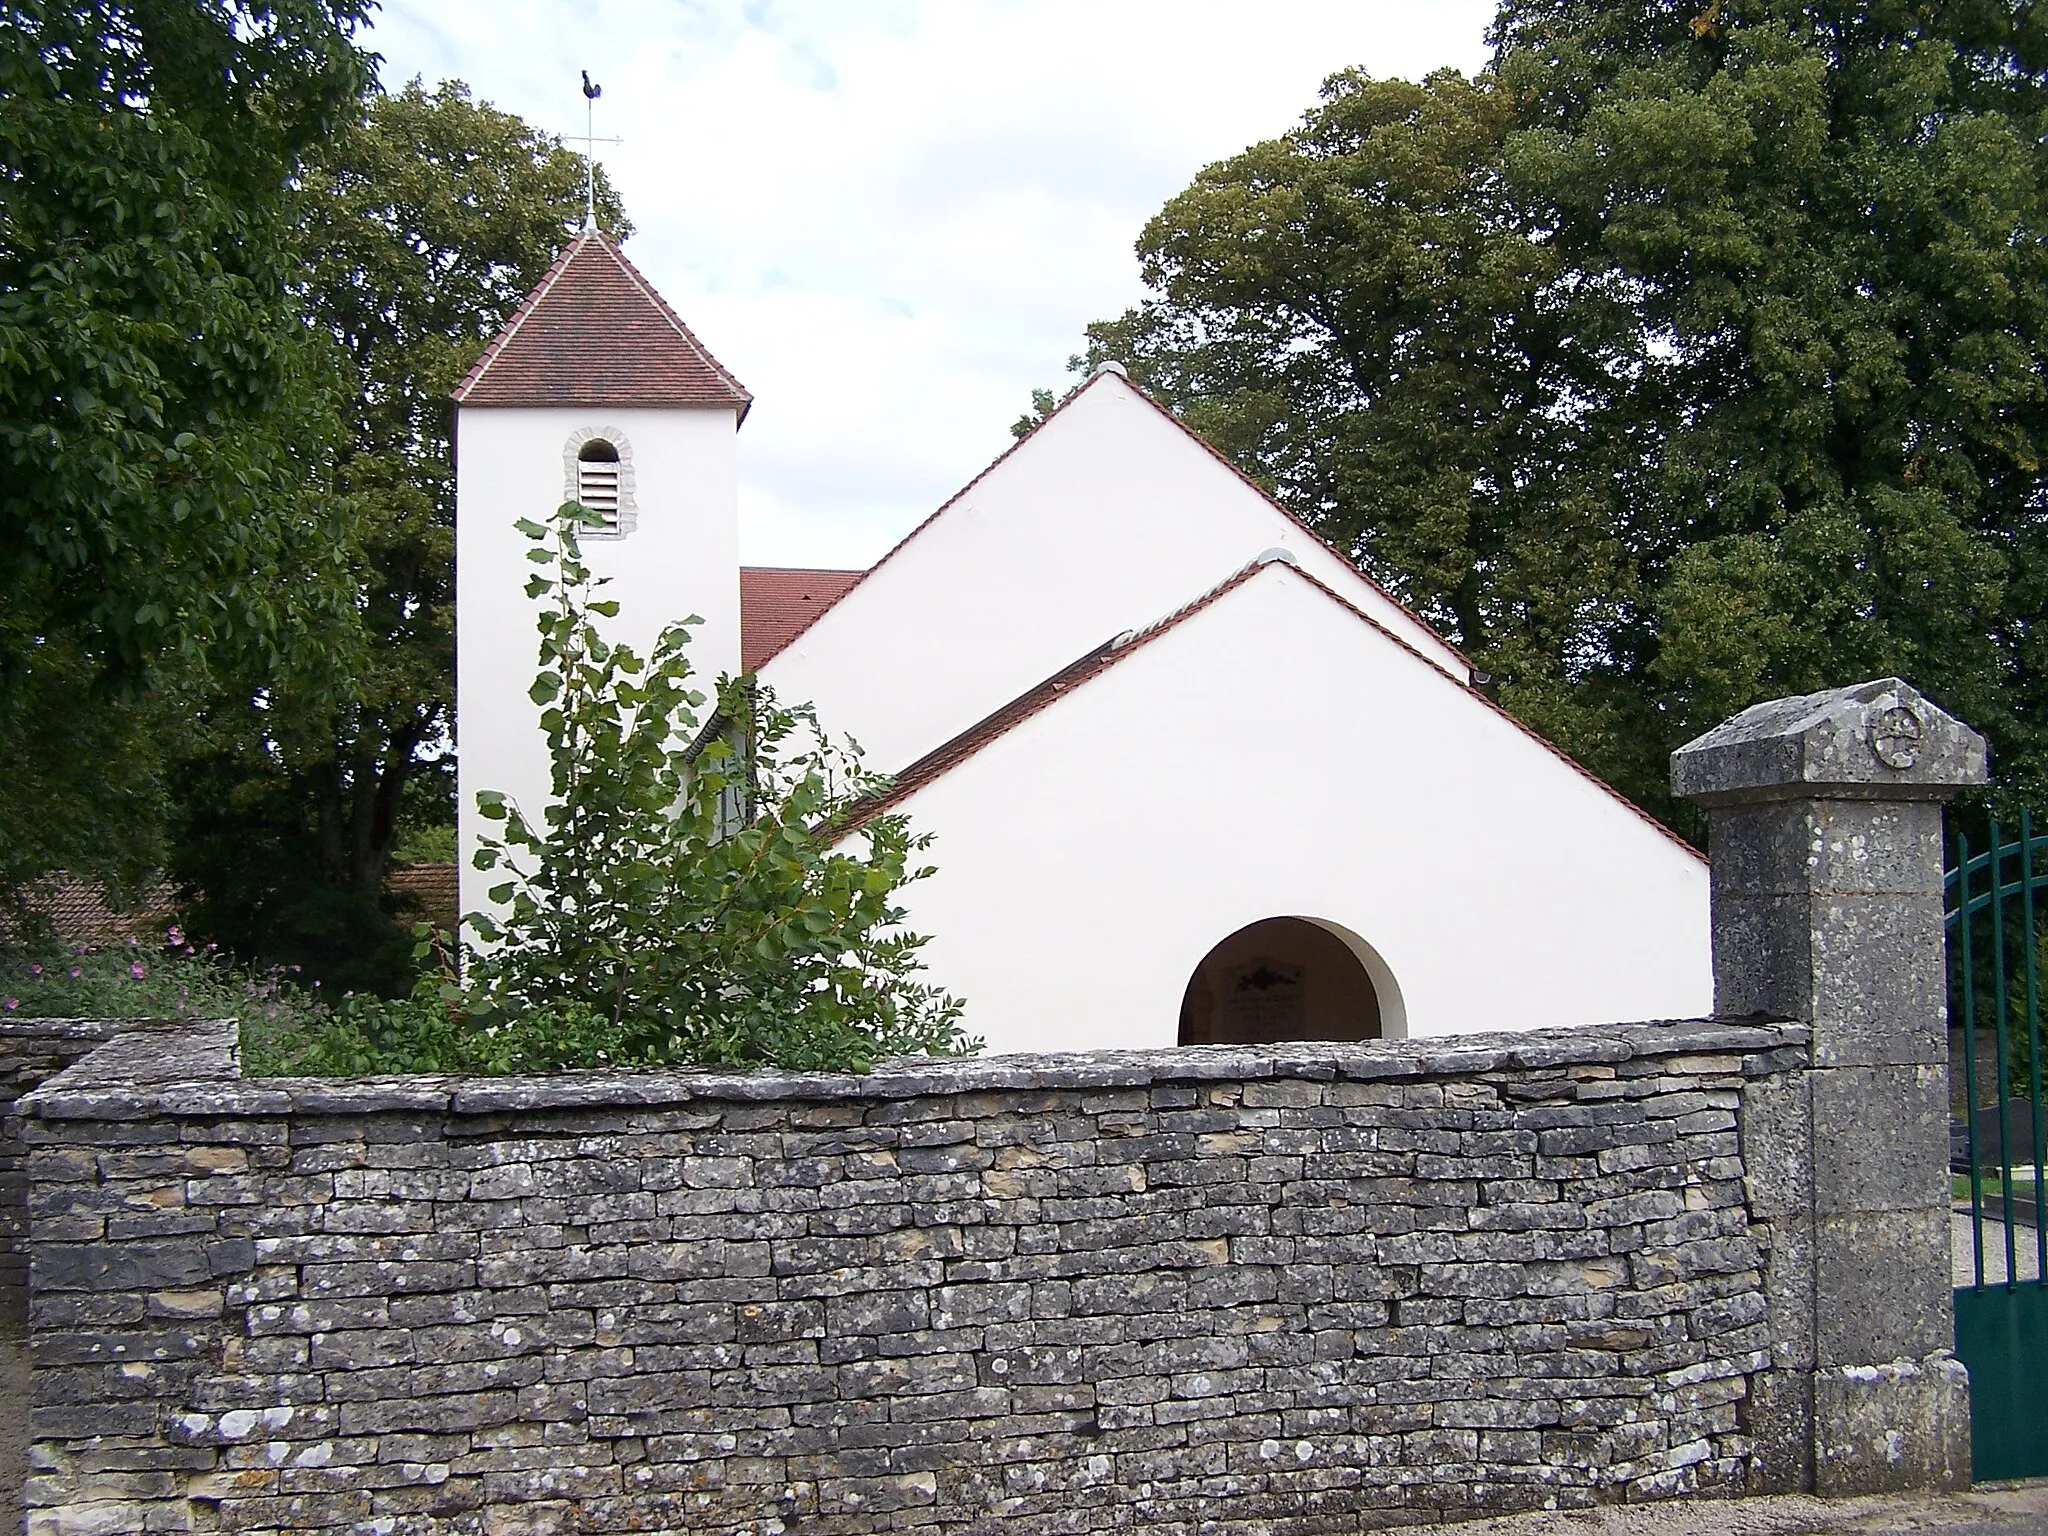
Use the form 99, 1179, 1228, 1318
3, 876, 178, 948
453, 229, 751, 416
386, 864, 459, 935
740, 567, 864, 671
5, 866, 468, 951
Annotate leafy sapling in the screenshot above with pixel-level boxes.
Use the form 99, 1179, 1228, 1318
466, 505, 972, 1072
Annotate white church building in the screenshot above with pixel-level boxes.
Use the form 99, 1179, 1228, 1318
454, 229, 1712, 1055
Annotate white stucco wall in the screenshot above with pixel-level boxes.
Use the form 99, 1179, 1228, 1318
455, 405, 741, 930
870, 562, 1712, 1054
761, 372, 1471, 775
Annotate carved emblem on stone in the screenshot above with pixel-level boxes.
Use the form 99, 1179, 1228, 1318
1868, 702, 1924, 769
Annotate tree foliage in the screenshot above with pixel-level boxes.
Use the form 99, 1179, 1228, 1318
169, 80, 627, 991
461, 508, 972, 1074
0, 1, 373, 903
1077, 1, 2048, 824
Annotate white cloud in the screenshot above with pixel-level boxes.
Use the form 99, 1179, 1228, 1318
366, 0, 1494, 566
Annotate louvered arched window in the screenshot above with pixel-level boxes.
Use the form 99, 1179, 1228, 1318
562, 427, 637, 535
577, 439, 622, 527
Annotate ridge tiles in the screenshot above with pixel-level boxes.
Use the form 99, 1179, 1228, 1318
453, 229, 751, 416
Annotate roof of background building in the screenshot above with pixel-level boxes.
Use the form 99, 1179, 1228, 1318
2, 877, 178, 950
740, 567, 864, 671
453, 229, 752, 416
386, 865, 459, 936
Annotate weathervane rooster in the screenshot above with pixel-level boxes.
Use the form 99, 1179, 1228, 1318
579, 71, 603, 230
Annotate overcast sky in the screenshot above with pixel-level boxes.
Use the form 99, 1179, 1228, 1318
365, 1, 1496, 567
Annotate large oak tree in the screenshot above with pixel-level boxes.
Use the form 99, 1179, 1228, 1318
168, 80, 628, 991
1074, 0, 2048, 827
0, 0, 373, 910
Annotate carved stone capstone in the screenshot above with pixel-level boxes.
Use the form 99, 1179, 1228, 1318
1672, 677, 1988, 807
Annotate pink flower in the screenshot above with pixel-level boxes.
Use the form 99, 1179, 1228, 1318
3, 998, 15, 1011
68, 967, 81, 980
129, 961, 146, 980
166, 925, 184, 947
28, 963, 41, 977
125, 935, 138, 948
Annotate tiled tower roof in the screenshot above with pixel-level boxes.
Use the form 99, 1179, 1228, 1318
452, 228, 751, 418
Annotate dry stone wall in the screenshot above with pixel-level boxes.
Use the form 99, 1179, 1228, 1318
2, 1020, 119, 1335
13, 1016, 1814, 1535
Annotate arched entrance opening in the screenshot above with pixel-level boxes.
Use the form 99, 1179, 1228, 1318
1177, 917, 1400, 1045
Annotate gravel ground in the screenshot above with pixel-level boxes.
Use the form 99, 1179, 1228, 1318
1391, 1485, 2048, 1536
1953, 1209, 2044, 1286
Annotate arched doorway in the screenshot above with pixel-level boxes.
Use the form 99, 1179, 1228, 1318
1178, 917, 1394, 1045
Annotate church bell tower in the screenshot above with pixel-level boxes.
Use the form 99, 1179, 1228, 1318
451, 229, 750, 931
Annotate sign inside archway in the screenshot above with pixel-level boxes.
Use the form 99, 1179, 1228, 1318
1179, 917, 1381, 1045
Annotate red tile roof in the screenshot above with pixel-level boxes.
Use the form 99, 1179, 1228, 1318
5, 867, 465, 950
740, 567, 865, 671
386, 864, 459, 935
835, 553, 1702, 862
2, 875, 178, 948
452, 229, 752, 417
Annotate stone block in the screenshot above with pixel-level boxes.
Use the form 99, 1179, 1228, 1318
1805, 896, 1948, 1067
1707, 800, 1946, 900
1672, 678, 1988, 806
1757, 1214, 1816, 1372
1813, 1208, 1953, 1366
33, 1240, 212, 1293
1707, 892, 1813, 1023
1709, 889, 1948, 1067
1738, 1073, 1812, 1220
1809, 1066, 1950, 1214
1741, 1367, 1813, 1494
1813, 1355, 1970, 1496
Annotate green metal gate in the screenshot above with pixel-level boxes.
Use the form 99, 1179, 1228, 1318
1947, 814, 2048, 1482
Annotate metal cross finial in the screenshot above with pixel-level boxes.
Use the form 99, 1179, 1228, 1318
573, 70, 623, 232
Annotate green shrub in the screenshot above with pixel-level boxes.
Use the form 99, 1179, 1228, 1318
251, 506, 974, 1078
10, 509, 974, 1080
459, 508, 973, 1073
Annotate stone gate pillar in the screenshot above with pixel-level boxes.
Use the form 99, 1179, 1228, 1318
1673, 677, 1985, 1496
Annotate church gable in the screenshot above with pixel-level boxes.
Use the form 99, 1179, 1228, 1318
844, 552, 1695, 861
453, 230, 752, 414
846, 555, 1709, 1053
757, 367, 1470, 776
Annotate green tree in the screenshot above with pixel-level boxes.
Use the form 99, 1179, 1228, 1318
1074, 2, 2048, 826
463, 508, 971, 1074
0, 0, 373, 909
169, 80, 628, 992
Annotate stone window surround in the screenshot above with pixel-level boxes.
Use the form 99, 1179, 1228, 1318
562, 425, 638, 537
